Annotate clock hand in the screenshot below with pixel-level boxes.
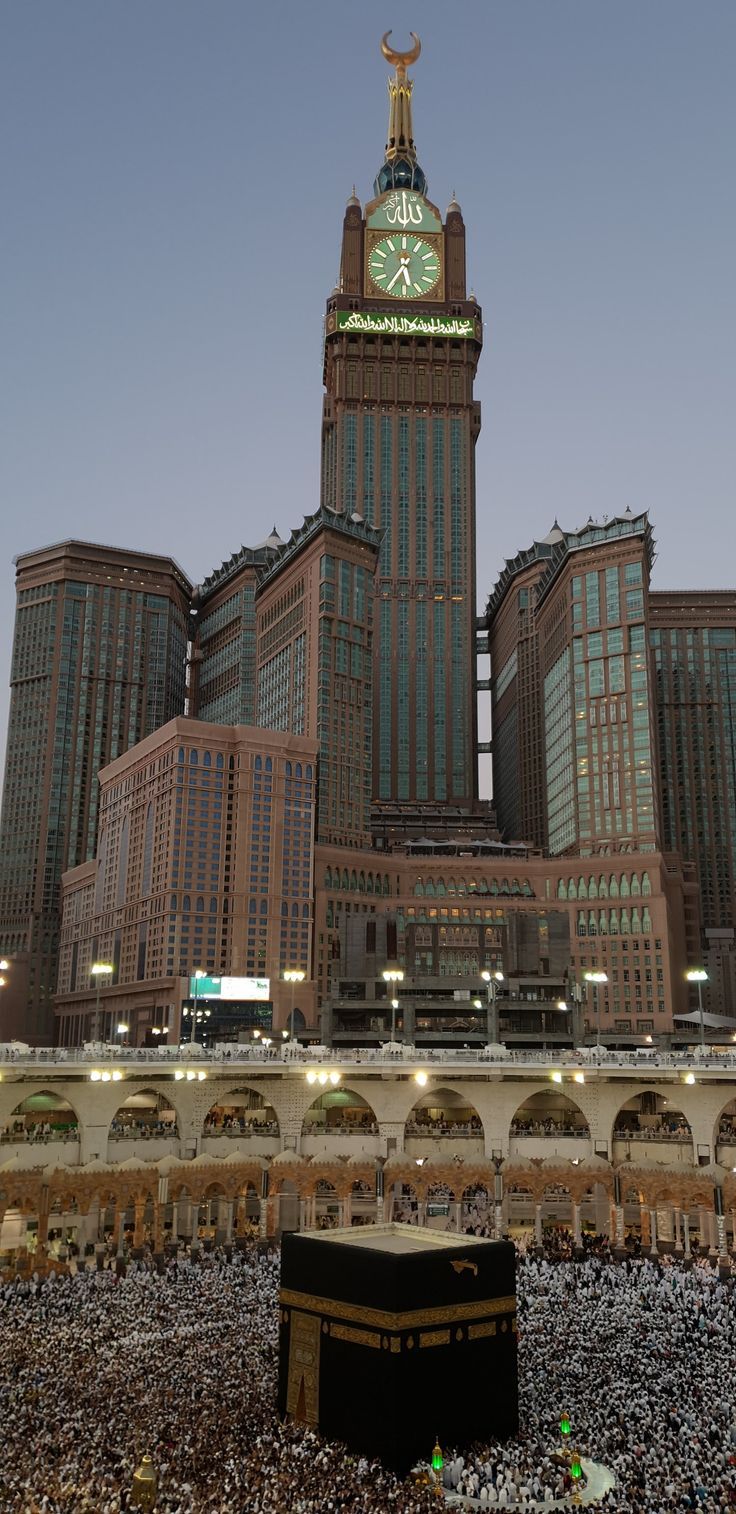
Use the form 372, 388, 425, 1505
401, 266, 411, 285
386, 265, 406, 292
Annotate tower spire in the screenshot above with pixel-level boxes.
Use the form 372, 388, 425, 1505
374, 32, 427, 197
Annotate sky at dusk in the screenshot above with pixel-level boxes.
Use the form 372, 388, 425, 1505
2, 0, 735, 766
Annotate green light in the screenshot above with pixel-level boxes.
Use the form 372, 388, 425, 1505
570, 1455, 582, 1482
560, 1413, 571, 1439
431, 1441, 443, 1472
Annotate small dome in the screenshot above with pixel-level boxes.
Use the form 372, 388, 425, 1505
447, 194, 461, 215
255, 525, 283, 551
346, 186, 361, 208
541, 520, 564, 546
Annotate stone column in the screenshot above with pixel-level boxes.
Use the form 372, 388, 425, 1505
454, 1200, 462, 1233
170, 1201, 179, 1243
133, 1201, 146, 1250
716, 1213, 729, 1266
534, 1203, 543, 1250
494, 1170, 504, 1241
344, 1189, 353, 1227
402, 1000, 415, 1044
682, 1211, 691, 1258
614, 1205, 626, 1252
640, 1204, 650, 1248
731, 1210, 736, 1257
416, 1200, 426, 1229
572, 1201, 582, 1252
673, 1207, 682, 1254
649, 1208, 658, 1256
708, 1209, 718, 1258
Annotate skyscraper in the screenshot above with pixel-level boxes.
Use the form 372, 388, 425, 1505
255, 507, 380, 850
321, 35, 483, 815
650, 591, 736, 932
486, 513, 659, 857
0, 541, 191, 1041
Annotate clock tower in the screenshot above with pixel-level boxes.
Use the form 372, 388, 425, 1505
321, 34, 483, 819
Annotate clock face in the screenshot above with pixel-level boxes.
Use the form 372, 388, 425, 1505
367, 234, 441, 299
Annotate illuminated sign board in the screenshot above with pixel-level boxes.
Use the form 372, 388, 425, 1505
334, 310, 476, 339
189, 975, 270, 1001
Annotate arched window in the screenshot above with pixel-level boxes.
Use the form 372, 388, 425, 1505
190, 750, 198, 765
631, 873, 641, 896
248, 899, 256, 915
324, 868, 332, 888
425, 879, 435, 897
295, 763, 302, 778
588, 876, 598, 899
183, 896, 191, 913
620, 908, 630, 933
281, 902, 288, 917
216, 753, 224, 770
609, 876, 619, 899
265, 757, 273, 772
437, 878, 446, 896
598, 910, 608, 934
203, 751, 211, 767
306, 765, 313, 779
415, 880, 424, 896
577, 911, 587, 937
170, 894, 177, 911
588, 910, 597, 936
291, 903, 299, 918
620, 874, 630, 898
209, 898, 217, 914
196, 897, 204, 912
567, 879, 577, 900
255, 756, 262, 771
260, 899, 268, 915
286, 761, 292, 777
577, 876, 588, 900
302, 904, 309, 918
178, 748, 185, 764
641, 872, 652, 897
609, 909, 619, 934
598, 875, 608, 899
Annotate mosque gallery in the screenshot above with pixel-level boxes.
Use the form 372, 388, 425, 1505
278, 1225, 518, 1473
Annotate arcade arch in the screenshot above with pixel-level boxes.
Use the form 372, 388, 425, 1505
301, 1088, 378, 1139
404, 1086, 484, 1145
509, 1090, 590, 1141
612, 1092, 692, 1155
203, 1088, 279, 1138
4, 1091, 79, 1145
108, 1090, 178, 1141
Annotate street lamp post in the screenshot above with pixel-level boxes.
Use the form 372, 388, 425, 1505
583, 971, 608, 1050
382, 966, 404, 1041
481, 970, 504, 1044
190, 968, 205, 1046
284, 969, 305, 1040
90, 962, 113, 1042
686, 968, 708, 1051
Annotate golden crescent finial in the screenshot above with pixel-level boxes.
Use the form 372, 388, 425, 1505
381, 31, 421, 71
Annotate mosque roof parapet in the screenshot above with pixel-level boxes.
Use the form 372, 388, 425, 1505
199, 528, 284, 598
256, 504, 382, 591
484, 510, 656, 623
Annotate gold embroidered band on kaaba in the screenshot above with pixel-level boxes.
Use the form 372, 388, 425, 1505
279, 1287, 515, 1332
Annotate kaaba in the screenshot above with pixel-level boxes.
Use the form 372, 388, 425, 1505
278, 1225, 517, 1474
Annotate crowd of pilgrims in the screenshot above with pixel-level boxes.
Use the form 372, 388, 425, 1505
0, 1237, 734, 1513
